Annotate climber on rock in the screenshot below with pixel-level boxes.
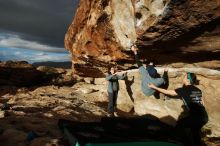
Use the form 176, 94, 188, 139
106, 65, 127, 117
131, 45, 168, 97
148, 72, 208, 146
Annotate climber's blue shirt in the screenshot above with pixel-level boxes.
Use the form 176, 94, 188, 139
139, 66, 164, 96
134, 53, 165, 96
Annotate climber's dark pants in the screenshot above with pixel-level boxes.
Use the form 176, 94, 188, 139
108, 91, 118, 114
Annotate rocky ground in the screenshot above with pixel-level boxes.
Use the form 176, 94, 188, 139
0, 86, 92, 146
0, 83, 135, 146
0, 61, 133, 146
0, 61, 220, 146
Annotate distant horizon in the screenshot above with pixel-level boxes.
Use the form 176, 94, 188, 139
0, 58, 72, 64
0, 47, 72, 64
0, 59, 72, 69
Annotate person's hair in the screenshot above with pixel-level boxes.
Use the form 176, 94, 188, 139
143, 59, 156, 67
108, 66, 116, 74
187, 72, 197, 85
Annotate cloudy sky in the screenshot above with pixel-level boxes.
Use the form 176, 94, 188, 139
0, 0, 79, 63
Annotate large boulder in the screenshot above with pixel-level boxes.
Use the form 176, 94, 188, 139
65, 0, 220, 77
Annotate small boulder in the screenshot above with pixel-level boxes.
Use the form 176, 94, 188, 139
0, 111, 5, 118
84, 77, 94, 84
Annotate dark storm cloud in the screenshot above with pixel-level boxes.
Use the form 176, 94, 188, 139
0, 0, 79, 52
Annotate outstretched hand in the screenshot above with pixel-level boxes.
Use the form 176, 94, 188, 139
148, 83, 156, 89
131, 45, 138, 54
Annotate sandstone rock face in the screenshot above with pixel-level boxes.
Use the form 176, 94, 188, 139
65, 0, 220, 77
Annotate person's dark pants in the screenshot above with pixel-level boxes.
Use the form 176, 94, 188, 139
176, 103, 208, 146
108, 91, 118, 114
